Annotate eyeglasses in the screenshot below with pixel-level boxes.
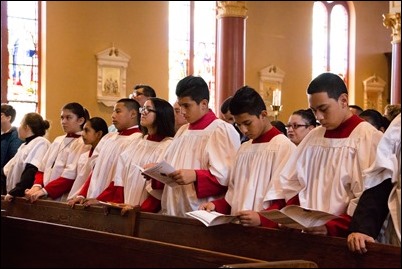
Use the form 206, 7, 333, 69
139, 107, 156, 115
133, 91, 144, 97
285, 124, 309, 130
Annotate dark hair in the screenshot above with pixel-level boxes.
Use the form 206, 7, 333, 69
349, 105, 363, 114
292, 109, 318, 127
62, 102, 90, 129
176, 75, 209, 103
117, 98, 141, 127
229, 86, 266, 116
271, 120, 287, 136
87, 117, 109, 138
360, 109, 390, 131
23, 112, 50, 137
134, 84, 156, 98
220, 96, 233, 114
307, 72, 348, 100
1, 104, 17, 123
142, 97, 175, 138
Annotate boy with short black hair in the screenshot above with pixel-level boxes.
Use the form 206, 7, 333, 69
280, 72, 383, 237
200, 86, 296, 227
160, 75, 241, 217
68, 98, 143, 206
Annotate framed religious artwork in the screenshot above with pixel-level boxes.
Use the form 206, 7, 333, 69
363, 75, 386, 112
96, 46, 130, 107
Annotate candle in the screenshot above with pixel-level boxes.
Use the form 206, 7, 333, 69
272, 89, 281, 106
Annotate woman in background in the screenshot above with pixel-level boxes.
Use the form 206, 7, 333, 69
285, 109, 317, 146
3, 112, 50, 201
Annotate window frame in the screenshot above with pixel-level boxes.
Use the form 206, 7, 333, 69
168, 1, 217, 107
1, 1, 41, 115
312, 1, 350, 85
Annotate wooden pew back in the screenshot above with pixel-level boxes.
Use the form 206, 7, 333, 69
1, 196, 136, 235
2, 197, 400, 268
1, 215, 268, 268
134, 211, 401, 268
220, 260, 319, 268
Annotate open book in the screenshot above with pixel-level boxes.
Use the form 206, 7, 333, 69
135, 161, 178, 187
186, 210, 239, 227
259, 205, 339, 229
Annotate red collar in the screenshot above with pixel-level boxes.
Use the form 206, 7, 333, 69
324, 114, 364, 138
147, 134, 166, 142
119, 127, 141, 136
88, 148, 94, 157
189, 110, 217, 130
252, 126, 282, 144
66, 133, 81, 138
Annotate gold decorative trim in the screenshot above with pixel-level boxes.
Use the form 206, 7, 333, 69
217, 1, 248, 18
383, 12, 401, 43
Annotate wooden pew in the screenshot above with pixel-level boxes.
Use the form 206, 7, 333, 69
1, 215, 269, 268
2, 197, 400, 268
1, 196, 137, 235
220, 260, 318, 268
133, 211, 401, 268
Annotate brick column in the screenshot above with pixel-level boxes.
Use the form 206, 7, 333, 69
215, 1, 248, 114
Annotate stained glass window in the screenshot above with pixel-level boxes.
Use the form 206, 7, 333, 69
169, 1, 216, 110
6, 1, 39, 125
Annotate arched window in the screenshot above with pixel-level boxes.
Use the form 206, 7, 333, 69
169, 1, 216, 109
312, 1, 349, 84
1, 1, 40, 126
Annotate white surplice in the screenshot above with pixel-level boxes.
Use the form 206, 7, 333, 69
67, 150, 92, 200
4, 136, 50, 192
40, 135, 90, 186
226, 134, 296, 214
86, 131, 143, 198
161, 119, 241, 217
114, 136, 172, 206
363, 113, 401, 244
280, 121, 383, 216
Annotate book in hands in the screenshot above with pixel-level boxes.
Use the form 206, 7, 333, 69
135, 161, 178, 187
259, 205, 338, 229
186, 210, 239, 227
98, 201, 127, 209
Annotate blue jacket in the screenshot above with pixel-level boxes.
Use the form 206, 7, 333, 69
1, 126, 23, 170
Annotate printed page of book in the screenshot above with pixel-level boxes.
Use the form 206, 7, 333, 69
135, 161, 178, 187
259, 205, 338, 229
186, 210, 239, 227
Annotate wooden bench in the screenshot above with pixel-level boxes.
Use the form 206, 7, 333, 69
133, 211, 401, 268
1, 196, 137, 235
2, 197, 400, 268
1, 215, 269, 268
220, 260, 318, 268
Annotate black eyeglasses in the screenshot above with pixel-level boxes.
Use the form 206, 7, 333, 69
285, 124, 309, 129
133, 91, 144, 97
139, 107, 156, 115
